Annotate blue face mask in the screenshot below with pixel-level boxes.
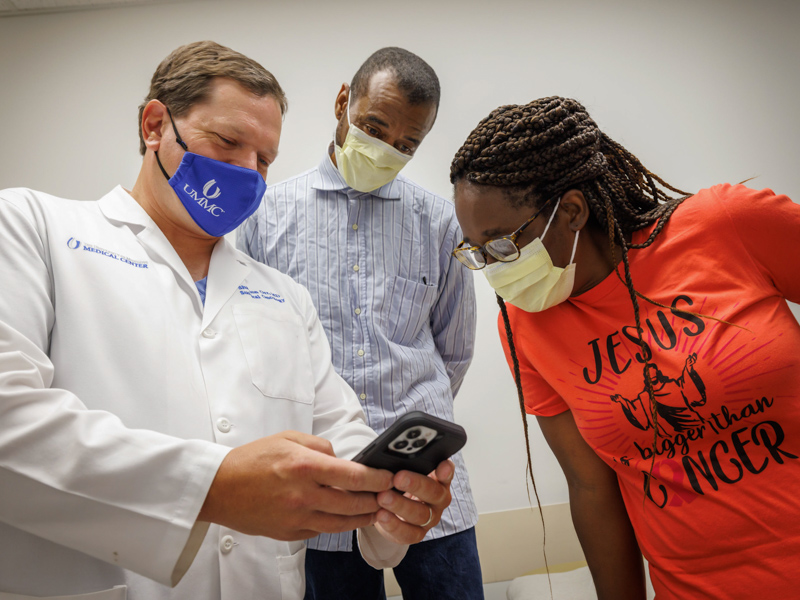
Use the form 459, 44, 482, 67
155, 108, 267, 237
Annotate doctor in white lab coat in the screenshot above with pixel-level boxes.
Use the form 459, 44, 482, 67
0, 41, 455, 600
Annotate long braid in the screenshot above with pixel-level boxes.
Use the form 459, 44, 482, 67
497, 294, 551, 596
451, 97, 691, 529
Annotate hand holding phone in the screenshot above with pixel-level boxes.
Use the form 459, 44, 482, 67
352, 411, 467, 476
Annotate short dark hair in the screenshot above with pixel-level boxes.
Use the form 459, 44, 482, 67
137, 41, 287, 156
350, 47, 440, 111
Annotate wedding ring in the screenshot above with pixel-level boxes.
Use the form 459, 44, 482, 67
421, 505, 434, 528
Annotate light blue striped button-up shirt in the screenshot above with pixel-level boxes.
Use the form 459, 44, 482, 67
237, 154, 478, 551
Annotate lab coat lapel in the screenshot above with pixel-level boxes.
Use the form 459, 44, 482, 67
98, 186, 204, 312
202, 239, 251, 329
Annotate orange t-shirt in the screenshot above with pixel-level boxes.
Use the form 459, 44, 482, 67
500, 184, 800, 599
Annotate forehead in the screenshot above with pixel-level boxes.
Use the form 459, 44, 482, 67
454, 180, 535, 242
351, 70, 436, 136
185, 78, 282, 156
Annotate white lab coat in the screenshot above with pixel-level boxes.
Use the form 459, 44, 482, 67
0, 186, 405, 600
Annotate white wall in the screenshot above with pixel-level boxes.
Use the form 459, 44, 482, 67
1, 0, 798, 513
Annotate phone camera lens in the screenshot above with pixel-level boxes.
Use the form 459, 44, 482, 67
412, 439, 427, 448
393, 440, 409, 450
406, 429, 422, 439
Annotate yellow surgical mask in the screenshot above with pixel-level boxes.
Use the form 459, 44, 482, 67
483, 201, 579, 312
333, 93, 411, 192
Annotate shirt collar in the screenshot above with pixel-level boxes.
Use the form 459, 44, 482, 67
310, 148, 404, 200
97, 185, 156, 229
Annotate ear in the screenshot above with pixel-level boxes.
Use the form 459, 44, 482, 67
559, 189, 591, 232
141, 100, 169, 153
333, 83, 349, 121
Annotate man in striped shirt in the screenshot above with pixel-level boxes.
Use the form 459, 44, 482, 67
238, 47, 482, 599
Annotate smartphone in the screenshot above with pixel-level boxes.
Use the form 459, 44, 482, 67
352, 411, 467, 475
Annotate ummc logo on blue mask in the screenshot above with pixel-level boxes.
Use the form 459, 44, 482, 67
181, 177, 224, 217
203, 180, 221, 200
155, 108, 267, 237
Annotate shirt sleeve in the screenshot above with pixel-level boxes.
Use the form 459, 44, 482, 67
0, 190, 230, 587
295, 285, 410, 565
430, 213, 477, 399
713, 183, 800, 303
496, 306, 570, 417
357, 526, 408, 569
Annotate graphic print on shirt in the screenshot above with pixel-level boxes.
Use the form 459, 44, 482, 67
611, 353, 706, 437
573, 293, 798, 509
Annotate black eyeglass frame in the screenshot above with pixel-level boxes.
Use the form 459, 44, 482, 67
452, 195, 557, 270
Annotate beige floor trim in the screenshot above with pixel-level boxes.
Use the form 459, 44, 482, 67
384, 502, 584, 595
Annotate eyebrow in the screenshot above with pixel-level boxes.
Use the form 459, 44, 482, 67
215, 121, 245, 137
261, 148, 279, 163
365, 115, 389, 128
481, 226, 515, 239
461, 222, 522, 246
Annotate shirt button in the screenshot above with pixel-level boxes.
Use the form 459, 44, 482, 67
202, 328, 216, 339
360, 393, 366, 400
354, 308, 361, 315
352, 224, 359, 230
353, 265, 360, 272
357, 349, 365, 357
220, 535, 235, 554
216, 418, 232, 433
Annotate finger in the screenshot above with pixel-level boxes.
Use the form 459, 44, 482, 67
392, 470, 449, 507
281, 430, 336, 456
307, 511, 379, 536
376, 489, 434, 527
271, 511, 378, 541
313, 455, 394, 493
374, 509, 428, 545
315, 486, 381, 516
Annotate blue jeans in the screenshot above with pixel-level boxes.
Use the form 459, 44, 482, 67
304, 527, 484, 600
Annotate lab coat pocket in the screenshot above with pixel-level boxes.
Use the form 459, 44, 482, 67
0, 586, 126, 600
233, 304, 314, 404
277, 544, 306, 600
383, 276, 438, 345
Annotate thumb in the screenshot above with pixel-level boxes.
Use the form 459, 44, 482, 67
435, 459, 455, 486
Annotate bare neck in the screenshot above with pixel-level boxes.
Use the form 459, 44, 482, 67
131, 159, 218, 281
572, 222, 625, 296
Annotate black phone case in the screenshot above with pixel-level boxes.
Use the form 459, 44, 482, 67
351, 411, 467, 475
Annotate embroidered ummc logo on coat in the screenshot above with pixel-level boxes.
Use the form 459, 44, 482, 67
67, 237, 148, 269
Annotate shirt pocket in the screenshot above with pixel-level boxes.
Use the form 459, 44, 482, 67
277, 543, 306, 600
233, 304, 314, 404
383, 275, 438, 345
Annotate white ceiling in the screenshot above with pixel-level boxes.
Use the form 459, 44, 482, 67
0, 0, 191, 17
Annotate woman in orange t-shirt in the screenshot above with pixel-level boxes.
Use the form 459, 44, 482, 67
450, 97, 800, 599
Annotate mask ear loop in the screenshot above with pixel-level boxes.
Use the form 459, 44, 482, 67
542, 196, 580, 266
154, 105, 189, 181
333, 90, 352, 149
540, 196, 562, 240
568, 229, 580, 265
165, 107, 189, 151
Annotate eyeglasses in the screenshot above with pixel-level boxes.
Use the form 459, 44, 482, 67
452, 197, 555, 270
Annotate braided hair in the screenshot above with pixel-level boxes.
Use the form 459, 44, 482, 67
450, 96, 692, 506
